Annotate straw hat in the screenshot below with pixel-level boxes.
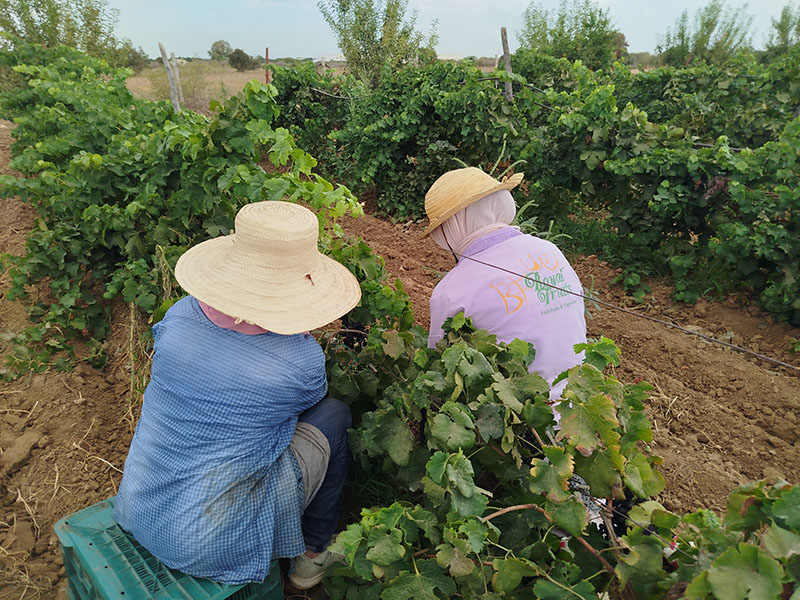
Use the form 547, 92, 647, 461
174, 201, 361, 335
419, 167, 524, 238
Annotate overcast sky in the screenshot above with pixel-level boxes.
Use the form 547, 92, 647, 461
105, 0, 790, 59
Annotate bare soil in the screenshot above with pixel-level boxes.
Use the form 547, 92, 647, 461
1, 117, 799, 598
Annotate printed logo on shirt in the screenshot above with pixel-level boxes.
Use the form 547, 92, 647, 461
489, 254, 575, 315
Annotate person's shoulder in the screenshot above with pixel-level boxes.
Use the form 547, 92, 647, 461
264, 332, 323, 366
152, 296, 197, 333
431, 269, 460, 303
515, 235, 571, 259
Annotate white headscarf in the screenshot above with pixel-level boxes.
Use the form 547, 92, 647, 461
429, 189, 518, 258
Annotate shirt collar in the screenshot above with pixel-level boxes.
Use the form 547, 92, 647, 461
460, 227, 523, 260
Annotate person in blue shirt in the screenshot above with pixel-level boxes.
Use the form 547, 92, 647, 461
114, 201, 362, 589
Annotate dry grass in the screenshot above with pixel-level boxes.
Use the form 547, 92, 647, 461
126, 62, 268, 111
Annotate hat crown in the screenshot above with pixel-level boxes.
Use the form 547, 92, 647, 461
231, 201, 319, 273
420, 167, 523, 240
425, 167, 496, 218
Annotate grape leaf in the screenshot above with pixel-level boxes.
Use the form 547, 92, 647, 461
492, 375, 524, 413
430, 402, 476, 451
441, 345, 466, 374
409, 505, 441, 546
763, 524, 800, 560
556, 393, 620, 457
451, 488, 490, 517
426, 451, 450, 484
552, 496, 588, 537
615, 535, 665, 590
507, 338, 535, 366
381, 330, 405, 359
446, 454, 479, 497
365, 527, 406, 566
491, 557, 538, 593
773, 487, 800, 529
534, 579, 598, 600
574, 337, 620, 370
574, 448, 625, 499
459, 519, 489, 554
331, 523, 365, 566
475, 403, 505, 440
530, 446, 574, 502
706, 543, 784, 600
624, 451, 665, 497
436, 539, 475, 577
458, 348, 494, 388
522, 399, 556, 430
561, 364, 607, 404
515, 372, 550, 397
381, 559, 456, 600
379, 410, 415, 467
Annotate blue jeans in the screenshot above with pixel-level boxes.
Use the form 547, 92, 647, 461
297, 397, 351, 552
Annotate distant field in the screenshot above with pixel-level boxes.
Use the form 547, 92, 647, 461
127, 63, 268, 111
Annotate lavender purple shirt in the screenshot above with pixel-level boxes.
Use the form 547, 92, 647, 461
428, 228, 587, 399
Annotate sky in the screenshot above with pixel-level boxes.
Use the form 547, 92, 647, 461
105, 0, 791, 60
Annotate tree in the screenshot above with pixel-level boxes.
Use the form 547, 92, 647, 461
517, 0, 618, 70
764, 2, 800, 60
228, 48, 259, 72
613, 31, 629, 62
208, 39, 232, 62
0, 0, 150, 71
657, 0, 754, 66
318, 0, 438, 87
1, 0, 118, 54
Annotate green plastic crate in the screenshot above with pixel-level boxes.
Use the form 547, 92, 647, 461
54, 497, 282, 600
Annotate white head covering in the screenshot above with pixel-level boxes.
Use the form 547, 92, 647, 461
429, 189, 518, 258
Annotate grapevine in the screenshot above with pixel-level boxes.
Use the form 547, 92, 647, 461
0, 40, 798, 600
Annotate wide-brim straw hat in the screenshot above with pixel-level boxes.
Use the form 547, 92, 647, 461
419, 167, 524, 238
175, 201, 361, 335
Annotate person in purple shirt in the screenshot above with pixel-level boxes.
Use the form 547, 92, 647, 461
420, 167, 587, 401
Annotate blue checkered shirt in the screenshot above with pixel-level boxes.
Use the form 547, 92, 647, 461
114, 296, 327, 584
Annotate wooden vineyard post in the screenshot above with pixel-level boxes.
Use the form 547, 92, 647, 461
158, 43, 181, 113
170, 52, 185, 107
265, 47, 272, 84
500, 27, 513, 102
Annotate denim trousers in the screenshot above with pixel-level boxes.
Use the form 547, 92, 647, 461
296, 397, 351, 552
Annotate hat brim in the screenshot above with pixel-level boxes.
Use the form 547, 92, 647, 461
175, 235, 362, 335
418, 172, 524, 239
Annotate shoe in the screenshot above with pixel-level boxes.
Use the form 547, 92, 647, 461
288, 549, 342, 589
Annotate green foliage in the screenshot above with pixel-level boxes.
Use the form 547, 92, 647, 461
228, 48, 260, 72
764, 3, 800, 61
270, 61, 350, 160
269, 51, 800, 323
208, 39, 232, 62
326, 315, 663, 597
0, 42, 364, 376
325, 313, 800, 598
517, 0, 620, 70
317, 0, 438, 88
657, 0, 754, 67
323, 61, 521, 218
0, 0, 146, 71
